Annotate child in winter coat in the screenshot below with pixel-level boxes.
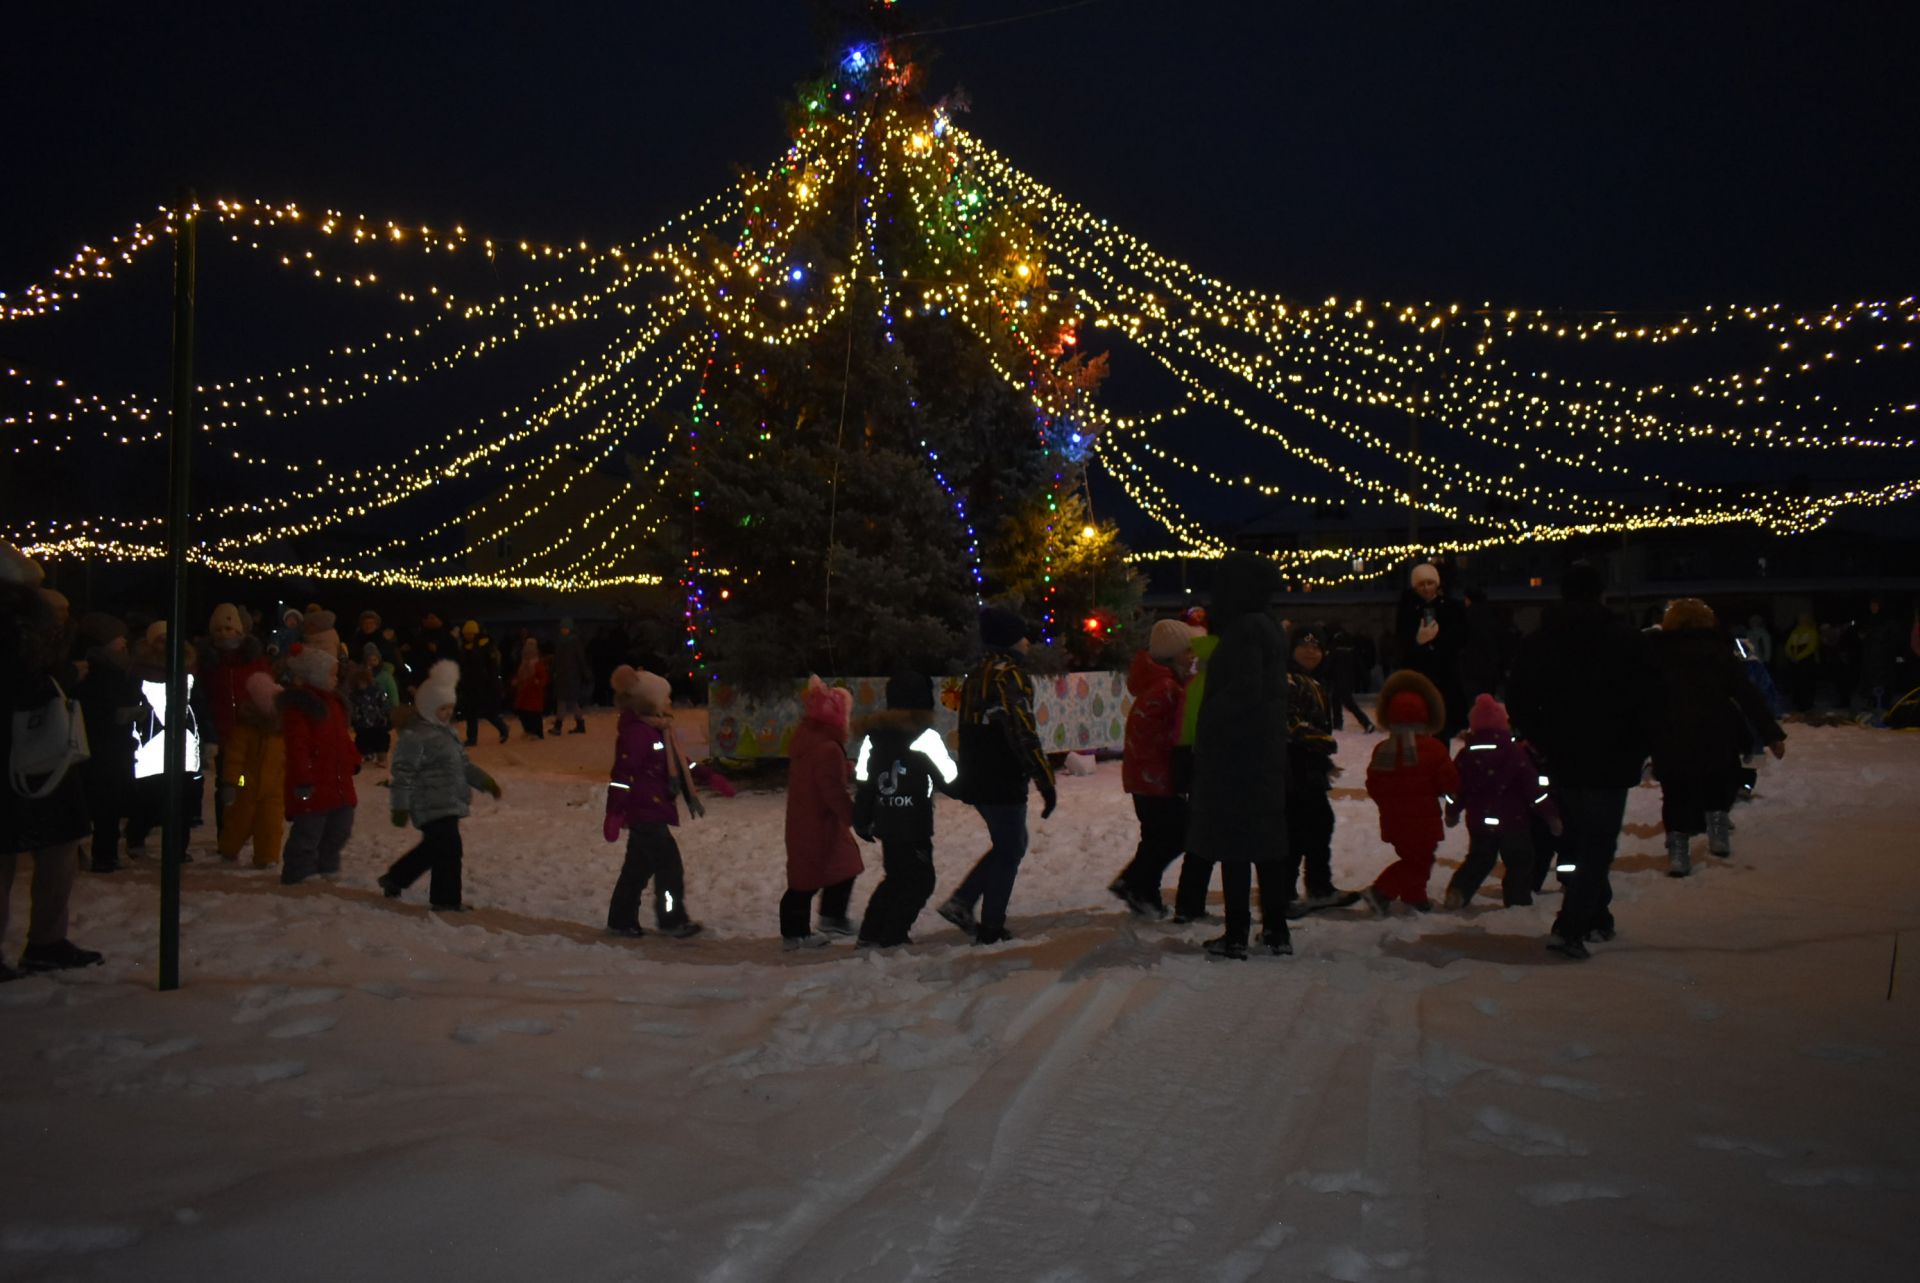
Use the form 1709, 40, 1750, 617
781, 676, 864, 949
278, 642, 360, 886
852, 670, 959, 948
348, 646, 396, 767
124, 623, 204, 858
1442, 694, 1561, 908
380, 661, 500, 910
1108, 619, 1195, 919
217, 671, 287, 867
603, 665, 704, 939
1361, 670, 1460, 914
1283, 624, 1361, 918
511, 638, 550, 740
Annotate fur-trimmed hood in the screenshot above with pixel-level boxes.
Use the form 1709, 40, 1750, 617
1376, 668, 1446, 735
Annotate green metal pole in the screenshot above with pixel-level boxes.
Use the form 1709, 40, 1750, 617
160, 190, 197, 992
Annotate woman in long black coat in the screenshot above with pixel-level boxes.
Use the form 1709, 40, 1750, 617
1187, 553, 1291, 958
1650, 599, 1785, 876
1396, 562, 1468, 740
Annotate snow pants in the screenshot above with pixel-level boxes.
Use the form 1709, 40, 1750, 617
283, 806, 354, 885
1284, 788, 1337, 901
607, 822, 688, 931
953, 802, 1030, 935
384, 816, 464, 908
859, 839, 936, 946
218, 777, 285, 867
1116, 794, 1187, 909
1447, 826, 1535, 907
780, 877, 854, 939
1550, 786, 1629, 942
0, 842, 78, 950
1372, 838, 1438, 907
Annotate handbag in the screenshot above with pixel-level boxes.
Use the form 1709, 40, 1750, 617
10, 677, 91, 799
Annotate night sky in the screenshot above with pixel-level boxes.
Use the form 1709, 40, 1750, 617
6, 0, 1919, 554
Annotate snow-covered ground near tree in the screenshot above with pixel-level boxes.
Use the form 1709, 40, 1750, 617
4, 718, 1917, 1283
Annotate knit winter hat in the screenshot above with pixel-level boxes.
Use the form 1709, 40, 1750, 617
1467, 693, 1510, 734
1410, 563, 1442, 593
282, 608, 304, 629
462, 619, 481, 640
0, 540, 43, 586
301, 607, 336, 636
362, 641, 383, 664
1178, 605, 1209, 634
803, 675, 852, 732
611, 664, 671, 715
1148, 618, 1197, 661
979, 604, 1028, 649
1661, 597, 1717, 631
284, 642, 338, 689
885, 669, 935, 710
76, 611, 127, 649
209, 603, 246, 639
359, 610, 381, 627
244, 670, 283, 715
415, 659, 460, 715
1288, 623, 1326, 652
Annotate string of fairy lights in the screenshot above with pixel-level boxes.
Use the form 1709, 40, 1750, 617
5, 79, 1918, 593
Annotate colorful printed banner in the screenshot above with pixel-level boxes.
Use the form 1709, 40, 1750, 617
707, 671, 1132, 760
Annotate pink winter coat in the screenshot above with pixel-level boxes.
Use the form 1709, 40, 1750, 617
784, 716, 864, 892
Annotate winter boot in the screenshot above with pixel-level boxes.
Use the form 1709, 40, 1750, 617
572, 717, 587, 734
937, 897, 977, 936
377, 874, 403, 899
1359, 885, 1391, 917
551, 719, 564, 736
1545, 933, 1591, 961
817, 914, 855, 937
1258, 927, 1294, 957
782, 933, 830, 951
1706, 811, 1733, 858
1665, 829, 1693, 878
18, 940, 104, 973
1203, 935, 1249, 961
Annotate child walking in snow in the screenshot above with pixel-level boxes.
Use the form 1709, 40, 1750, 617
1108, 619, 1195, 919
1361, 670, 1460, 914
1442, 694, 1560, 908
380, 661, 501, 911
348, 646, 395, 768
278, 642, 359, 886
511, 637, 550, 741
781, 677, 864, 950
852, 670, 959, 948
603, 666, 703, 939
217, 672, 286, 867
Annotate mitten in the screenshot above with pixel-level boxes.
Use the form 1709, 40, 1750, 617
603, 812, 623, 843
390, 810, 408, 828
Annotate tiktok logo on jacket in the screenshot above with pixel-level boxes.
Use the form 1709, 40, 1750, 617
133, 674, 202, 779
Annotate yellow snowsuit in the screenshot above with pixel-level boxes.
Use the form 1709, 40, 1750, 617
218, 709, 286, 866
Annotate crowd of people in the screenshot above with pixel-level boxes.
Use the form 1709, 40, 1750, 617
3, 530, 1910, 979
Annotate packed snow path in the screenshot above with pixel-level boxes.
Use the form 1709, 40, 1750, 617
2, 722, 1916, 1282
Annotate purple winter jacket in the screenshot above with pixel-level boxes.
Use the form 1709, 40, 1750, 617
1446, 728, 1560, 837
604, 709, 684, 835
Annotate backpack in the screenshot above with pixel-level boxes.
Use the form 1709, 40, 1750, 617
10, 677, 91, 799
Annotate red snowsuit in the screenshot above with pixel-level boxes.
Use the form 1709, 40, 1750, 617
281, 686, 360, 816
1122, 650, 1185, 797
1366, 733, 1459, 905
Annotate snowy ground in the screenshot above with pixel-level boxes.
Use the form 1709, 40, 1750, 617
3, 718, 1917, 1283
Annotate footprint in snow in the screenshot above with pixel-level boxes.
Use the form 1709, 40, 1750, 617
266, 1015, 338, 1039
1, 1224, 142, 1255
1519, 1181, 1626, 1206
1471, 1106, 1588, 1157
231, 985, 343, 1024
452, 1018, 555, 1044
1694, 1135, 1786, 1159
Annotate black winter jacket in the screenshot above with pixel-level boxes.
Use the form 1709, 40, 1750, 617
1506, 600, 1657, 789
1648, 628, 1783, 779
1188, 554, 1288, 863
853, 711, 959, 842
